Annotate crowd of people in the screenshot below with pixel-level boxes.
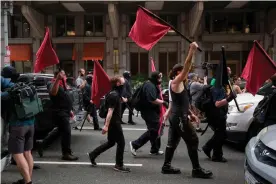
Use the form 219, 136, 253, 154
2, 41, 276, 183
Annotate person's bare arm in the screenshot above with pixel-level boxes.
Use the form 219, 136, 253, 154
105, 108, 114, 128
215, 99, 228, 108
49, 73, 63, 96
236, 86, 243, 94
172, 42, 198, 86
152, 98, 165, 105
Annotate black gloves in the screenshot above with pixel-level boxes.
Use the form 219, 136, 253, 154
226, 91, 237, 102
162, 101, 169, 109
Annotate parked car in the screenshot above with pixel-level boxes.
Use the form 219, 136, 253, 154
245, 125, 276, 184
226, 82, 274, 145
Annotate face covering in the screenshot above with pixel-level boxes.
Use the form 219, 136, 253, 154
150, 71, 162, 85
115, 85, 124, 95
80, 74, 84, 77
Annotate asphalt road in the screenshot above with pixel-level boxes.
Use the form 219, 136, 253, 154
1, 111, 245, 184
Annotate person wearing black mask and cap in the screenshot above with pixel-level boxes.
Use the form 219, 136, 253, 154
121, 71, 136, 125
88, 76, 131, 173
129, 71, 168, 156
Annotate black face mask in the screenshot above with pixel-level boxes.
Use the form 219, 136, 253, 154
115, 85, 124, 95
80, 74, 84, 77
272, 80, 276, 86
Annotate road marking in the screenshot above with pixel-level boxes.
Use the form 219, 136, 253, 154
34, 161, 142, 167
76, 126, 147, 131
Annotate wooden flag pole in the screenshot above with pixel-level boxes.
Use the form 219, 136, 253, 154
221, 46, 241, 112
138, 5, 202, 52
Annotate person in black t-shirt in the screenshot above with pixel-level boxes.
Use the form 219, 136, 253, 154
130, 72, 168, 156
88, 76, 131, 173
264, 73, 276, 127
47, 70, 78, 161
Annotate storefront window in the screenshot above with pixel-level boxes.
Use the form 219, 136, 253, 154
130, 52, 149, 76
56, 16, 75, 37
158, 52, 178, 77
84, 15, 104, 36
84, 60, 104, 72
11, 61, 32, 73
9, 15, 30, 38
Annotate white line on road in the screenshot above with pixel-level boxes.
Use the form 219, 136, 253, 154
77, 126, 147, 131
34, 161, 142, 167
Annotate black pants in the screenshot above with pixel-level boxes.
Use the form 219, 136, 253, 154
121, 101, 133, 123
203, 119, 226, 158
86, 104, 99, 129
164, 113, 200, 169
53, 112, 71, 155
90, 123, 125, 166
132, 113, 160, 153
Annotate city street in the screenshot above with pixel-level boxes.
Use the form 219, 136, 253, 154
1, 111, 245, 184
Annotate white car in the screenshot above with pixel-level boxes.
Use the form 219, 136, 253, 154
226, 83, 274, 145
245, 125, 276, 184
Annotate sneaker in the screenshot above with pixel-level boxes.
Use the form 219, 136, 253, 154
12, 179, 25, 184
113, 165, 131, 173
202, 146, 211, 159
192, 167, 213, 179
161, 165, 181, 174
33, 164, 41, 169
150, 150, 164, 155
62, 153, 79, 161
94, 127, 102, 131
211, 156, 228, 163
87, 153, 97, 166
129, 141, 137, 156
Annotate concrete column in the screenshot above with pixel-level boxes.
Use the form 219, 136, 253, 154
47, 15, 53, 37
180, 13, 186, 63
273, 34, 276, 61
75, 15, 84, 36
188, 1, 204, 38
118, 14, 127, 74
21, 5, 44, 38
105, 15, 114, 76
108, 3, 119, 38
32, 38, 40, 68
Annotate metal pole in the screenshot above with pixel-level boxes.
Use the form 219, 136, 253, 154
4, 10, 9, 65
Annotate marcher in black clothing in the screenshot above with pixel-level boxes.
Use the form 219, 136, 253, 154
130, 72, 168, 156
264, 74, 276, 127
47, 70, 78, 161
88, 76, 131, 173
83, 74, 101, 130
161, 42, 213, 179
121, 71, 136, 125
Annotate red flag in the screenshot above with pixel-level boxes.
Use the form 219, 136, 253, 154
150, 57, 166, 135
34, 27, 59, 73
241, 41, 276, 95
129, 7, 171, 51
92, 60, 111, 107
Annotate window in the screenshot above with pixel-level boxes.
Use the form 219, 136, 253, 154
56, 16, 75, 37
212, 13, 227, 33
9, 15, 30, 38
129, 15, 136, 32
160, 14, 178, 35
84, 15, 104, 36
130, 52, 149, 76
11, 61, 32, 73
226, 13, 243, 33
84, 60, 104, 72
245, 12, 258, 33
158, 52, 178, 77
204, 13, 211, 33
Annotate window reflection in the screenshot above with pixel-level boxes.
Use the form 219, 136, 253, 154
9, 15, 30, 38
84, 15, 104, 36
56, 16, 75, 37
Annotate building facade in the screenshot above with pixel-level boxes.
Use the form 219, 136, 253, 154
2, 1, 276, 79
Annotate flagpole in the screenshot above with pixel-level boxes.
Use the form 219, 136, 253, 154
221, 46, 241, 112
138, 5, 202, 52
254, 40, 276, 70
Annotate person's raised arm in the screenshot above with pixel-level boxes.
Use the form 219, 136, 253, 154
172, 42, 198, 85
49, 73, 63, 96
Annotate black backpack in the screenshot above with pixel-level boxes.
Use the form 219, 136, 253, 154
131, 82, 146, 111
187, 82, 199, 103
98, 91, 112, 119
253, 90, 276, 124
194, 85, 215, 113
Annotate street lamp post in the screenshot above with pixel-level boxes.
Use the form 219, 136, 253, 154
1, 1, 13, 67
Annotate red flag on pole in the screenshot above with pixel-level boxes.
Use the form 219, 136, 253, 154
241, 41, 276, 95
129, 7, 171, 51
34, 27, 59, 73
92, 60, 111, 107
150, 57, 166, 135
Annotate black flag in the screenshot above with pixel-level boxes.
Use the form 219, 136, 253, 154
215, 48, 229, 88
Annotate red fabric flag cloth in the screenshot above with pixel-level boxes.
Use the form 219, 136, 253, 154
129, 7, 171, 51
92, 60, 111, 107
241, 41, 276, 95
150, 57, 166, 135
34, 27, 59, 73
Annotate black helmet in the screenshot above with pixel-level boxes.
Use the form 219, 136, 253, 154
1, 66, 20, 82
123, 71, 131, 79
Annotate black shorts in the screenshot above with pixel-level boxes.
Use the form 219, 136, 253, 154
8, 125, 34, 154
